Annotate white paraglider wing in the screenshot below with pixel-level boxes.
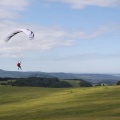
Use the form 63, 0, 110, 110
4, 29, 34, 42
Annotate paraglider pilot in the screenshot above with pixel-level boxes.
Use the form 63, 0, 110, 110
17, 62, 22, 70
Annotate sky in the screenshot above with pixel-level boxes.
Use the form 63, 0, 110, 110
0, 0, 120, 73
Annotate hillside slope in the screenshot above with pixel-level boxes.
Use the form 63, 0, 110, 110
0, 86, 120, 120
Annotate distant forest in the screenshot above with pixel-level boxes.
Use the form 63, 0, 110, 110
0, 77, 72, 88
0, 77, 96, 88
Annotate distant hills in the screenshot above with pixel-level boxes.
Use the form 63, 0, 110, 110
0, 69, 120, 85
0, 69, 53, 78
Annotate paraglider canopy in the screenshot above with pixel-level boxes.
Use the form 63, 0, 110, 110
4, 28, 34, 42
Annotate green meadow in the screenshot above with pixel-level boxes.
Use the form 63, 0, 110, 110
62, 79, 81, 87
0, 85, 120, 120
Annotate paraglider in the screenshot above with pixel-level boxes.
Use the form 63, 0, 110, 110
17, 62, 22, 70
4, 28, 34, 70
4, 28, 34, 42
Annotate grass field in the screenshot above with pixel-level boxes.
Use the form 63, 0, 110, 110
61, 79, 81, 87
0, 85, 120, 120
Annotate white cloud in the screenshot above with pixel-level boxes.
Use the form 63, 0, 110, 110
37, 52, 120, 62
0, 21, 75, 58
0, 0, 29, 19
49, 0, 120, 9
0, 0, 29, 10
71, 23, 120, 39
0, 21, 119, 59
69, 53, 120, 61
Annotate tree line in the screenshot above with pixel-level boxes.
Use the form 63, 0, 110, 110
2, 77, 120, 87
0, 77, 72, 88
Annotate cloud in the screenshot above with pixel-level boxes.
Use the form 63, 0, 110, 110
36, 52, 120, 62
49, 0, 120, 9
50, 52, 120, 61
0, 0, 29, 19
0, 21, 75, 58
72, 24, 120, 39
0, 0, 119, 59
0, 21, 120, 58
71, 53, 120, 60
0, 21, 119, 58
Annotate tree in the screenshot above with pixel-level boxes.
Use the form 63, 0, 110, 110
116, 81, 120, 85
11, 77, 72, 88
79, 80, 92, 87
51, 81, 72, 88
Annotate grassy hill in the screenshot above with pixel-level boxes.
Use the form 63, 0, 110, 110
61, 79, 81, 87
0, 85, 120, 120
